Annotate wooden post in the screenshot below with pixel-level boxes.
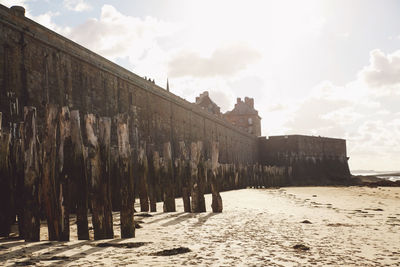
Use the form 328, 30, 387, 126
85, 114, 112, 240
22, 107, 40, 241
197, 151, 207, 212
117, 114, 135, 238
162, 142, 176, 212
190, 142, 199, 213
179, 141, 191, 212
110, 146, 121, 211
210, 142, 222, 213
190, 141, 206, 213
42, 104, 63, 241
0, 124, 12, 236
98, 117, 114, 238
58, 107, 72, 241
149, 150, 160, 212
146, 144, 157, 212
70, 110, 89, 240
11, 122, 24, 238
138, 142, 149, 212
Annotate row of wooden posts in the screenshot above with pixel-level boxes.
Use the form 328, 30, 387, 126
0, 105, 289, 242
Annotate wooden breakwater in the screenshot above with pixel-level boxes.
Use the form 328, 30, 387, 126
0, 107, 289, 242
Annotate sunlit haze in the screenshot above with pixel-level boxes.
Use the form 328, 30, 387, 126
2, 0, 399, 171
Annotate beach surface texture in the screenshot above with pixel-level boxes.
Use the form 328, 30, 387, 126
1, 187, 399, 266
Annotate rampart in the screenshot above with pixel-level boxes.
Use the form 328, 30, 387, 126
0, 5, 257, 164
259, 135, 351, 185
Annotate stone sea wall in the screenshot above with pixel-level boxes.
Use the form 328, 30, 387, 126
259, 135, 351, 185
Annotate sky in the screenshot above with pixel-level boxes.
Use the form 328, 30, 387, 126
1, 0, 400, 171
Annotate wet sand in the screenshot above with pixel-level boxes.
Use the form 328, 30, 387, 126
1, 186, 399, 266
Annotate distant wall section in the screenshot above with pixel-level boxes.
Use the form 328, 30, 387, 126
259, 135, 351, 185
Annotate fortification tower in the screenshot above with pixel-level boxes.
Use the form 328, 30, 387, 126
224, 97, 261, 136
195, 91, 221, 116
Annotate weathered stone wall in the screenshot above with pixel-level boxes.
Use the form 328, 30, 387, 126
0, 5, 258, 164
259, 135, 351, 185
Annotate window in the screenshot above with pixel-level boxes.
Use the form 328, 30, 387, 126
248, 118, 253, 125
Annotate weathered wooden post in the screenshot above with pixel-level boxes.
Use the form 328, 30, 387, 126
162, 142, 176, 212
178, 141, 191, 212
190, 141, 206, 213
146, 144, 157, 212
117, 114, 135, 238
22, 107, 40, 241
70, 110, 89, 239
197, 142, 207, 212
85, 114, 113, 240
138, 142, 149, 212
42, 104, 63, 241
210, 142, 222, 213
151, 150, 161, 211
0, 118, 13, 236
190, 142, 199, 213
98, 117, 114, 238
110, 146, 121, 211
58, 106, 72, 241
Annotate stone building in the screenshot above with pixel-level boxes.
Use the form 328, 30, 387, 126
224, 97, 261, 136
195, 91, 221, 116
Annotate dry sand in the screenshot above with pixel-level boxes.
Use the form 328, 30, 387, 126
1, 186, 399, 266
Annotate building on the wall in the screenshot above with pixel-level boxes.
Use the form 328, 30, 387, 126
195, 91, 221, 116
224, 97, 261, 136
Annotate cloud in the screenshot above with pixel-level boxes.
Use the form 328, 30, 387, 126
268, 104, 286, 112
63, 0, 91, 12
31, 11, 71, 35
360, 49, 400, 88
67, 4, 177, 65
167, 44, 261, 78
282, 49, 400, 170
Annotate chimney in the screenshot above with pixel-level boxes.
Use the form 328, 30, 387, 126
245, 97, 254, 108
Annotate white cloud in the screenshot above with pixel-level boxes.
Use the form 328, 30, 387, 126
168, 44, 261, 78
32, 11, 71, 35
63, 0, 91, 12
67, 4, 178, 75
283, 49, 400, 170
360, 49, 400, 88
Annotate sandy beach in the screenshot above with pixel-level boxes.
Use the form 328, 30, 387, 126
1, 186, 399, 266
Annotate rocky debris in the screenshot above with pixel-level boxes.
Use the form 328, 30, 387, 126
327, 223, 353, 227
293, 244, 310, 251
150, 247, 191, 256
352, 175, 400, 187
